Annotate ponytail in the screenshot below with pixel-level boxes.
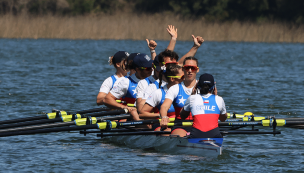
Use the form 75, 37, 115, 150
199, 84, 210, 94
108, 56, 114, 66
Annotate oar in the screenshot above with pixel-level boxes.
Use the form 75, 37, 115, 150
225, 116, 304, 122
227, 112, 254, 119
0, 109, 128, 133
0, 107, 112, 125
0, 117, 177, 137
0, 114, 131, 137
97, 131, 171, 137
116, 100, 135, 107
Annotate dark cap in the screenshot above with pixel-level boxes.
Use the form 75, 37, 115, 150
198, 73, 215, 89
133, 53, 153, 68
128, 53, 140, 62
153, 55, 160, 67
113, 51, 129, 64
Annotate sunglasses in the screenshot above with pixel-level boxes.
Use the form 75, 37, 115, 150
183, 65, 199, 71
139, 67, 152, 71
167, 75, 185, 80
162, 62, 178, 67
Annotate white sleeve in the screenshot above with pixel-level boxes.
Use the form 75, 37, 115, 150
145, 89, 162, 107
142, 84, 157, 100
216, 96, 227, 114
136, 79, 149, 99
110, 78, 129, 99
183, 96, 192, 111
99, 77, 113, 94
165, 84, 179, 101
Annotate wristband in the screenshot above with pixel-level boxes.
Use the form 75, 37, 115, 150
150, 50, 156, 53
172, 37, 177, 41
161, 116, 169, 119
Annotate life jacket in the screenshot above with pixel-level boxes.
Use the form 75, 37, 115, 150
154, 87, 176, 118
192, 95, 220, 132
110, 75, 117, 88
121, 75, 139, 104
172, 83, 193, 120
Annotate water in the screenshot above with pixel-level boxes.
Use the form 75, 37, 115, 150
0, 38, 304, 172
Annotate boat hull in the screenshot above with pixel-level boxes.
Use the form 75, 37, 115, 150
105, 135, 223, 157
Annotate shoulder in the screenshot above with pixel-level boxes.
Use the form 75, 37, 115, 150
215, 95, 224, 102
167, 83, 179, 92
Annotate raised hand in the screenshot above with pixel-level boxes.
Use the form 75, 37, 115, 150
146, 39, 157, 50
167, 25, 178, 39
192, 35, 204, 47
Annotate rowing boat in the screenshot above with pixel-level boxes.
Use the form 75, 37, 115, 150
103, 135, 223, 157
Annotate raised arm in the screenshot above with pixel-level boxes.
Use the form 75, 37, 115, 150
177, 35, 204, 66
146, 39, 157, 60
166, 25, 178, 51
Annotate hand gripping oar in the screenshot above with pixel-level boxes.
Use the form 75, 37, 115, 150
0, 107, 112, 125
0, 109, 128, 133
0, 114, 131, 137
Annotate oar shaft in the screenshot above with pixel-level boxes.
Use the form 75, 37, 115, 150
76, 107, 110, 114
0, 118, 62, 130
97, 131, 171, 137
0, 115, 47, 125
0, 124, 99, 137
0, 121, 75, 133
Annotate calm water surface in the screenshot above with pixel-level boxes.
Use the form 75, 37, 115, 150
0, 39, 304, 172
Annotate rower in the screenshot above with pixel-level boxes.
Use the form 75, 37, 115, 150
104, 53, 153, 119
160, 56, 200, 130
139, 64, 184, 120
135, 55, 162, 111
176, 73, 227, 138
121, 52, 138, 76
96, 51, 129, 105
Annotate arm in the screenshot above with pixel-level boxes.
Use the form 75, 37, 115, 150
137, 99, 146, 112
139, 103, 159, 119
166, 25, 178, 51
219, 113, 227, 122
177, 35, 204, 66
159, 98, 173, 128
146, 39, 157, 60
180, 96, 191, 119
135, 80, 149, 110
96, 92, 107, 105
180, 108, 191, 120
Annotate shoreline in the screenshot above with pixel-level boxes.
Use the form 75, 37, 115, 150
1, 14, 304, 43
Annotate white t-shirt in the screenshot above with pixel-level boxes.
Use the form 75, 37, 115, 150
165, 81, 196, 101
184, 93, 226, 115
136, 76, 156, 99
145, 85, 169, 107
142, 79, 167, 100
110, 74, 140, 99
99, 75, 123, 94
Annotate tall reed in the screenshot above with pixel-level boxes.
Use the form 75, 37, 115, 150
0, 14, 303, 42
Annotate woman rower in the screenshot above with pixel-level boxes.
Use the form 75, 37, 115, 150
139, 64, 184, 121
104, 53, 153, 118
160, 57, 200, 132
96, 51, 129, 105
176, 73, 227, 138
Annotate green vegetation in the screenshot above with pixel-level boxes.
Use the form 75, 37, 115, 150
0, 0, 304, 23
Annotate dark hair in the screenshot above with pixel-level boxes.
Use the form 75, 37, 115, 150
158, 49, 179, 63
159, 64, 182, 88
199, 84, 211, 94
183, 56, 198, 66
121, 57, 136, 71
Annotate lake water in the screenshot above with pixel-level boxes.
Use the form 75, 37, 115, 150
0, 38, 304, 172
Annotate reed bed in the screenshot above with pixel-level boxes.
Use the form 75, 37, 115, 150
0, 14, 304, 42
